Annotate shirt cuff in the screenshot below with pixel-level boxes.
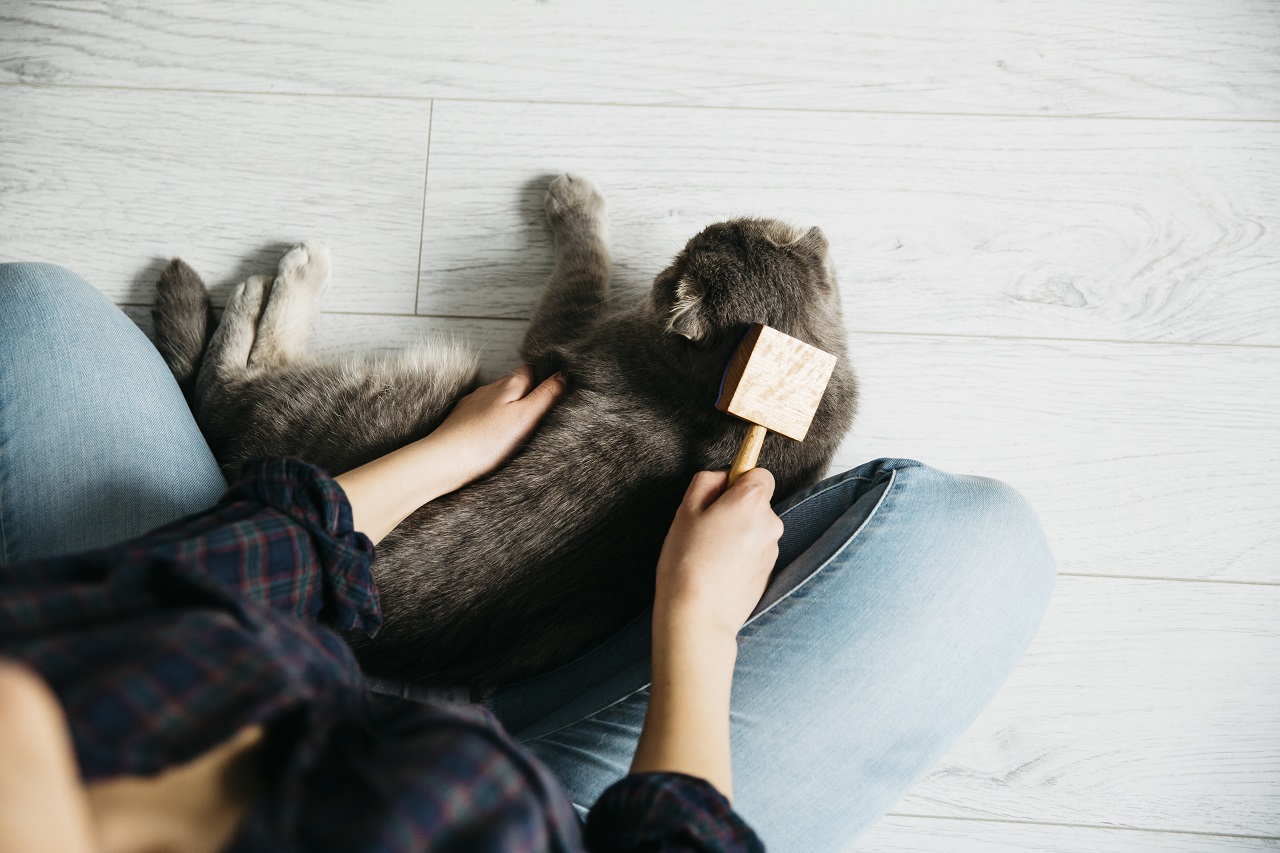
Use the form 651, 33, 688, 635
228, 456, 381, 637
585, 771, 764, 852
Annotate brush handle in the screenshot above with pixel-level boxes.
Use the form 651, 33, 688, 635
728, 423, 768, 487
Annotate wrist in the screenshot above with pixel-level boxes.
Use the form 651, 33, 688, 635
400, 434, 476, 503
653, 598, 743, 652
635, 607, 738, 800
650, 604, 742, 676
337, 434, 475, 544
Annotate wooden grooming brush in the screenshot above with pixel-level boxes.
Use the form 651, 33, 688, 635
716, 323, 838, 487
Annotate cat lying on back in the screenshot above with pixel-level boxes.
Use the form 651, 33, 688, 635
152, 174, 857, 689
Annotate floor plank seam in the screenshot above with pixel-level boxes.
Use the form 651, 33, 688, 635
886, 812, 1280, 842
413, 100, 434, 317
4, 80, 1279, 126
109, 304, 1280, 352
1057, 571, 1280, 587
840, 328, 1280, 351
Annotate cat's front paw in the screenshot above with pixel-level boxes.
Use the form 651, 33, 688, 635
545, 173, 606, 233
277, 241, 331, 296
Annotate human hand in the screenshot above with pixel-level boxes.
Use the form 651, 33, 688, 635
653, 468, 784, 641
336, 365, 564, 544
633, 469, 783, 799
428, 364, 567, 488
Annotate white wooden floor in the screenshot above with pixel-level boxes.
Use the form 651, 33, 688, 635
2, 2, 1277, 849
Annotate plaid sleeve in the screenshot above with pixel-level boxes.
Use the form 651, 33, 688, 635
0, 456, 382, 781
584, 772, 765, 852
129, 456, 381, 637
257, 698, 589, 853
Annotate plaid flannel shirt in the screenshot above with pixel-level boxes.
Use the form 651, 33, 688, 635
0, 457, 763, 852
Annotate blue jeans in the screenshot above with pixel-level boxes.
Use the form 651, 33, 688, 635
0, 262, 1056, 852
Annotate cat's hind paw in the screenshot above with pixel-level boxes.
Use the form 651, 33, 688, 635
277, 241, 331, 297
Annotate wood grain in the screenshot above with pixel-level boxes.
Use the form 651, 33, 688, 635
419, 100, 1280, 344
718, 324, 837, 441
0, 85, 430, 314
2, 1, 1278, 119
728, 423, 768, 488
839, 332, 1280, 584
858, 816, 1280, 852
896, 576, 1280, 838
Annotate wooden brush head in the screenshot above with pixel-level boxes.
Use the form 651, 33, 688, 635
716, 323, 838, 441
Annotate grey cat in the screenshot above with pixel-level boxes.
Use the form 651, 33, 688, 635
152, 174, 857, 689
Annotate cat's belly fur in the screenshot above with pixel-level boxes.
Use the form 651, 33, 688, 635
348, 397, 696, 686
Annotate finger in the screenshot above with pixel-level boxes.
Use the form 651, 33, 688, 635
723, 466, 776, 503
765, 512, 785, 544
501, 363, 537, 398
682, 470, 728, 513
518, 371, 567, 413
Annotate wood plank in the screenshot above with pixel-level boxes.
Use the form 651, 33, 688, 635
419, 100, 1280, 345
0, 85, 430, 314
858, 815, 1280, 852
2, 0, 1278, 119
122, 307, 1279, 584
838, 333, 1280, 584
895, 576, 1280, 838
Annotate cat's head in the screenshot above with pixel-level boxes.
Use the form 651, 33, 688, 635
650, 218, 842, 359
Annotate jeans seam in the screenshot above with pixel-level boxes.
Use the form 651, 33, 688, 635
525, 467, 902, 747
775, 474, 874, 521
508, 478, 881, 726
0, 409, 8, 565
0, 469, 7, 564
743, 467, 897, 629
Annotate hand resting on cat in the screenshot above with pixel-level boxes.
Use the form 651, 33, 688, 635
336, 364, 567, 543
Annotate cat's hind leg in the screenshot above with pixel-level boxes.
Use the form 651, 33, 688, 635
522, 174, 611, 363
152, 258, 215, 398
200, 274, 270, 389
248, 241, 331, 369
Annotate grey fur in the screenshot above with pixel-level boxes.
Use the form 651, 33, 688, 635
152, 174, 857, 688
152, 257, 215, 401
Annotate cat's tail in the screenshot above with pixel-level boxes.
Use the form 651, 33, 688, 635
152, 258, 214, 400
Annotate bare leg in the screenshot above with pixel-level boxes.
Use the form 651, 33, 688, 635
0, 664, 97, 853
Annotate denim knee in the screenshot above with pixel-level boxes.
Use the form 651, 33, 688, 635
0, 261, 84, 288
895, 462, 1057, 621
0, 262, 98, 315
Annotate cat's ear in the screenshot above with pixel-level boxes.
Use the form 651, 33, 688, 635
667, 277, 708, 341
767, 225, 828, 257
797, 226, 829, 256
